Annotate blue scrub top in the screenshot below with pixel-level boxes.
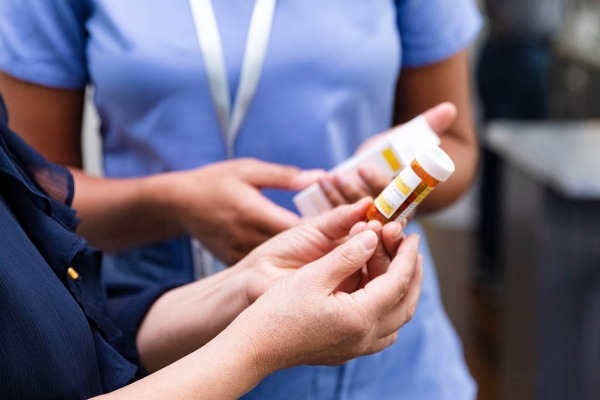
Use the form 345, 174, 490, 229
0, 1, 482, 398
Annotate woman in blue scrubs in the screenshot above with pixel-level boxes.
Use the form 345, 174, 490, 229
0, 1, 482, 398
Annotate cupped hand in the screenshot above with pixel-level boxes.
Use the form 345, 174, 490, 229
163, 158, 325, 265
231, 229, 423, 371
238, 197, 378, 303
337, 217, 407, 292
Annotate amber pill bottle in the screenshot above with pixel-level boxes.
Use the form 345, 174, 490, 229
366, 146, 455, 223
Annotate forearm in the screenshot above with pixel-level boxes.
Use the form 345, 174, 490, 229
135, 263, 253, 372
0, 74, 187, 251
395, 50, 478, 213
71, 169, 185, 251
95, 328, 269, 400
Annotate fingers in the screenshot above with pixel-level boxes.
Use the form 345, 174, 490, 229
239, 158, 325, 190
348, 220, 368, 238
358, 234, 420, 313
335, 249, 423, 359
357, 165, 389, 196
319, 166, 390, 207
303, 230, 378, 292
356, 244, 423, 356
363, 220, 389, 280
422, 102, 457, 135
381, 219, 406, 257
307, 197, 372, 241
318, 176, 347, 208
375, 255, 423, 338
319, 174, 368, 208
348, 219, 407, 281
291, 169, 329, 190
350, 219, 406, 256
242, 192, 302, 235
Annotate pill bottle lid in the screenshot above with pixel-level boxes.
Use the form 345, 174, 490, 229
414, 146, 455, 182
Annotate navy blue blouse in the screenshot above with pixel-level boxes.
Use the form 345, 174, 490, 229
0, 98, 175, 398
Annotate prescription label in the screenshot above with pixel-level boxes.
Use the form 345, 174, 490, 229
374, 166, 420, 218
396, 186, 434, 220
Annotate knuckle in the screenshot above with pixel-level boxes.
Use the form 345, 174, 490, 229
398, 275, 411, 295
342, 313, 371, 338
338, 246, 363, 268
236, 198, 253, 214
404, 304, 417, 323
386, 331, 399, 347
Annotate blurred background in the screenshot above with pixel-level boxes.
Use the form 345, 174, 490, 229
81, 1, 600, 398
422, 0, 600, 399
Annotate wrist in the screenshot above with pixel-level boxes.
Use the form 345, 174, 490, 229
137, 265, 253, 372
220, 305, 286, 378
141, 172, 189, 238
229, 257, 259, 308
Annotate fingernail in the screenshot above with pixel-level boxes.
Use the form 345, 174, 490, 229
366, 219, 381, 231
395, 218, 407, 231
414, 234, 421, 247
392, 222, 404, 240
355, 230, 377, 251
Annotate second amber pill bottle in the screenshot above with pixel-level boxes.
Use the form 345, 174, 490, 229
367, 145, 455, 223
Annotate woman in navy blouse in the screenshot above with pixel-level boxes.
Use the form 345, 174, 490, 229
0, 97, 422, 399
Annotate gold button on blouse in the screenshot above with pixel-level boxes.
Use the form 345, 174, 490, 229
67, 267, 79, 280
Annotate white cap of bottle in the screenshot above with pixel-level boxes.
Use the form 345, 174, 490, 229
414, 145, 455, 182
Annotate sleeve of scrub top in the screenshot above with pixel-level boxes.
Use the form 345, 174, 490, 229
0, 0, 88, 88
396, 0, 483, 67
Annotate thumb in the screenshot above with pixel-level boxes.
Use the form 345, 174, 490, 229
303, 230, 378, 292
423, 102, 457, 135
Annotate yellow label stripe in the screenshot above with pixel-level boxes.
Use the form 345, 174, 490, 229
382, 148, 401, 172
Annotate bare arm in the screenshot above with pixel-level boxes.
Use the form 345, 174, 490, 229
0, 73, 322, 263
0, 72, 183, 246
394, 50, 478, 213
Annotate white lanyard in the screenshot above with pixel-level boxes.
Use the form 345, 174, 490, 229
189, 0, 277, 158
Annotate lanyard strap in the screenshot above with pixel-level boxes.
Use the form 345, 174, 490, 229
189, 0, 277, 158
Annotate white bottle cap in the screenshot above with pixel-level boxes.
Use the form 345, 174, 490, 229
414, 146, 455, 182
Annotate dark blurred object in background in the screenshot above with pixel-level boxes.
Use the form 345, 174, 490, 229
474, 0, 567, 294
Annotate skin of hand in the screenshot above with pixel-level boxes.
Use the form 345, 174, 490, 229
238, 198, 406, 302
318, 50, 478, 215
101, 210, 422, 400
136, 198, 407, 371
318, 102, 457, 208
141, 158, 326, 264
0, 72, 329, 263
